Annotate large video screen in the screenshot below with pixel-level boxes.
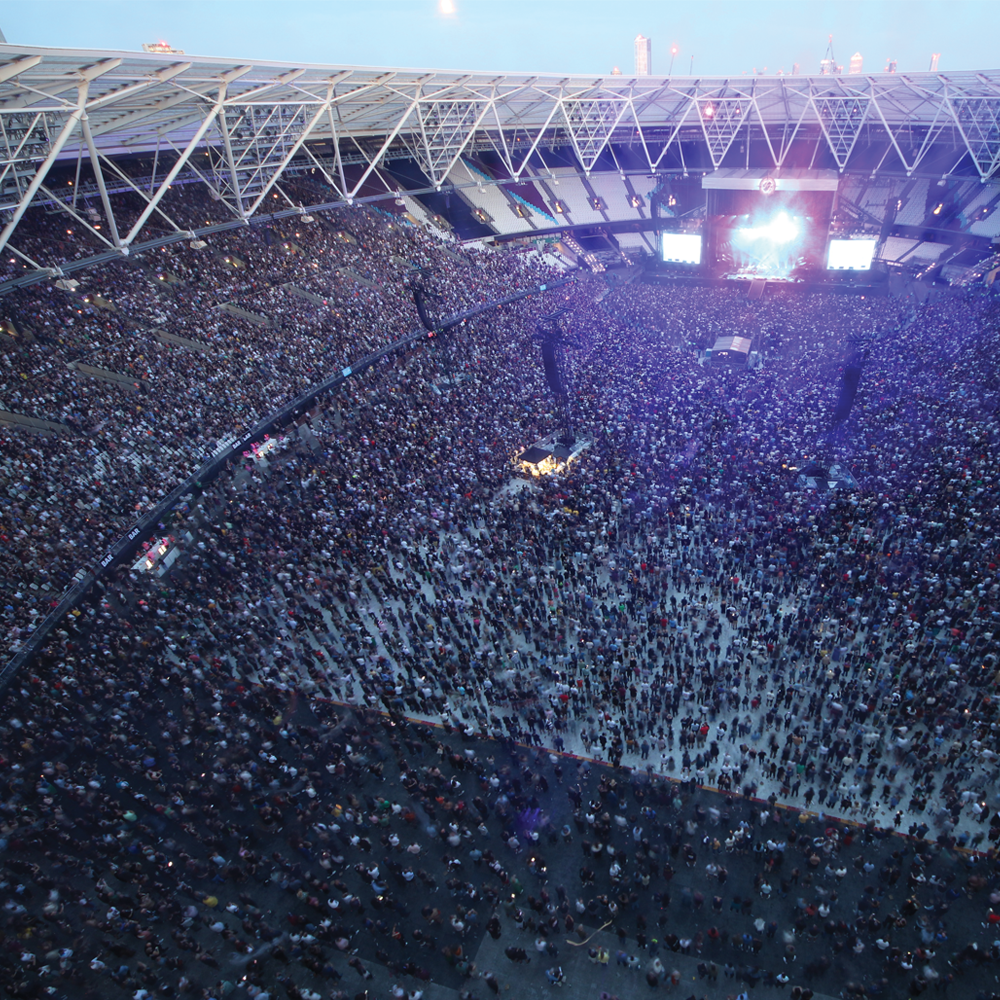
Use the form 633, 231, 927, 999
827, 238, 877, 270
661, 232, 702, 264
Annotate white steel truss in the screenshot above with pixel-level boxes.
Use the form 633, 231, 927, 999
696, 94, 751, 169
811, 89, 871, 171
948, 95, 1000, 180
560, 92, 630, 174
407, 98, 491, 186
1, 44, 1000, 264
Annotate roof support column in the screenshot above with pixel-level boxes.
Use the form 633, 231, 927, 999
328, 104, 350, 197
216, 105, 247, 218
80, 113, 122, 248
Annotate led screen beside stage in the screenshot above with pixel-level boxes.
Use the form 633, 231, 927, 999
661, 232, 702, 264
827, 238, 878, 270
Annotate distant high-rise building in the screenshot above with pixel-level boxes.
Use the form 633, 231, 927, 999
885, 59, 897, 73
611, 66, 622, 76
635, 35, 652, 76
930, 53, 940, 71
849, 52, 863, 74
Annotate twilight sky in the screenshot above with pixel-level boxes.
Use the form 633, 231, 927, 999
0, 0, 997, 77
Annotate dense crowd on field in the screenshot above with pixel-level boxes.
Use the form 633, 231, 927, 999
0, 195, 557, 655
3, 191, 1000, 1000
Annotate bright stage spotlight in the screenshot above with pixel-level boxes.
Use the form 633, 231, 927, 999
706, 174, 832, 280
735, 211, 800, 246
727, 209, 807, 280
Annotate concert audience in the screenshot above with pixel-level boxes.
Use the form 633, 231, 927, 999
2, 194, 1000, 1000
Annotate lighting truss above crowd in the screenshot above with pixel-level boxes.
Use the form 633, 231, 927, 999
1, 44, 1000, 266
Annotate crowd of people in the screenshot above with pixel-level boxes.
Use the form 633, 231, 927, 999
0, 190, 558, 657
2, 187, 1000, 1000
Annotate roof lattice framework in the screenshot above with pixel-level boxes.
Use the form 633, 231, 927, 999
1, 43, 999, 266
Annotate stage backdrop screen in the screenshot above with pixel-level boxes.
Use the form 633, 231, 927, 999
661, 232, 702, 264
827, 238, 877, 270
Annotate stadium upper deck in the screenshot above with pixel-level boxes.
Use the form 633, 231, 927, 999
2, 45, 1000, 230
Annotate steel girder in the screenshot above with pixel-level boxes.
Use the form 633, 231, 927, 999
1, 43, 999, 265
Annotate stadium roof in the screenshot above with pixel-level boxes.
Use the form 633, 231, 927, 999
1, 43, 1000, 263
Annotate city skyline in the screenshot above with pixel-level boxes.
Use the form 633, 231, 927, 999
0, 1, 997, 77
